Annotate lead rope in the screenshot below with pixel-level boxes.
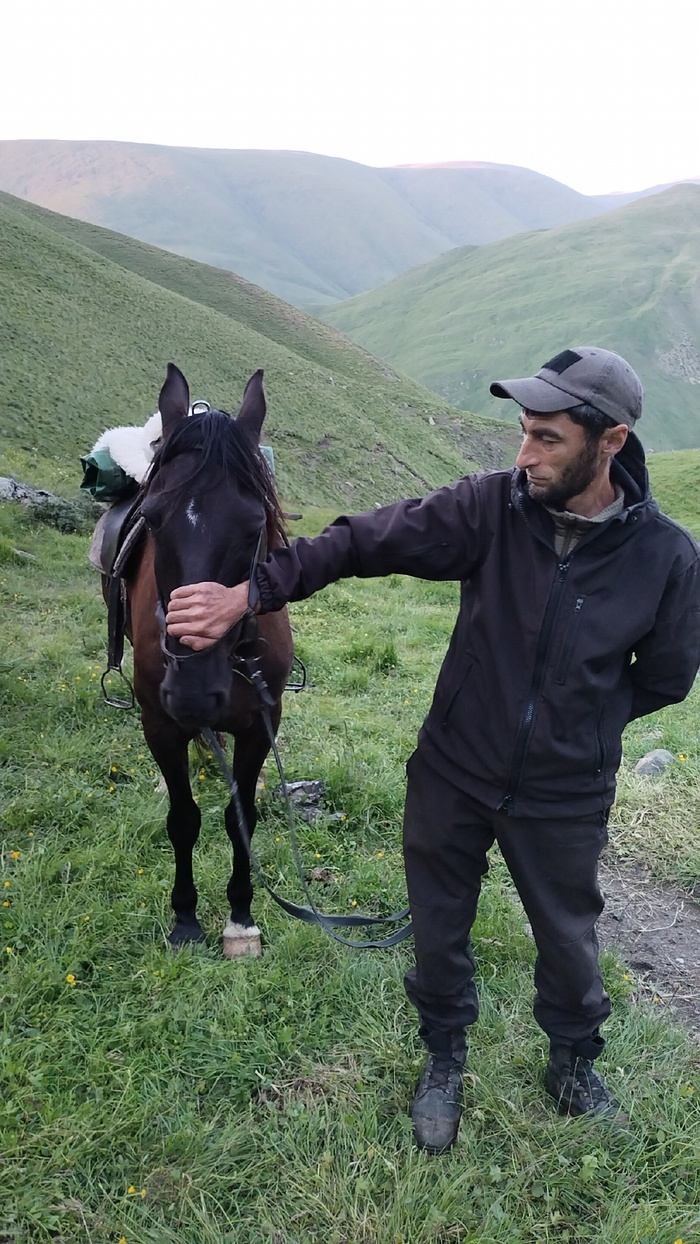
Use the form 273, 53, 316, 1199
200, 713, 413, 950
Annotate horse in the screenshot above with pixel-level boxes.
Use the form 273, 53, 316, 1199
124, 363, 293, 955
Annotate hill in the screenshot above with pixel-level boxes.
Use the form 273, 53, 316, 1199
0, 191, 518, 507
646, 448, 700, 536
321, 185, 700, 452
0, 141, 658, 306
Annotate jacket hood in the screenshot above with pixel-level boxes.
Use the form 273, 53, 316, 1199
611, 430, 649, 505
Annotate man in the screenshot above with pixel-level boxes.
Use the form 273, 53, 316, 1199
166, 347, 700, 1153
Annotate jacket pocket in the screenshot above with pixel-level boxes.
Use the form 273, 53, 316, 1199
441, 660, 475, 729
554, 595, 586, 685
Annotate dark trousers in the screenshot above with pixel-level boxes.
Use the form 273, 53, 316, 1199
403, 748, 611, 1055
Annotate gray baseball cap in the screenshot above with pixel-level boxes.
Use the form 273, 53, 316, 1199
490, 347, 643, 428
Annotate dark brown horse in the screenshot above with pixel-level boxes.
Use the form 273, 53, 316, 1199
126, 364, 293, 953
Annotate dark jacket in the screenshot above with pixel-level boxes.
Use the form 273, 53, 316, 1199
256, 435, 700, 816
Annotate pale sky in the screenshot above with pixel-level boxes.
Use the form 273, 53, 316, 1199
3, 0, 698, 196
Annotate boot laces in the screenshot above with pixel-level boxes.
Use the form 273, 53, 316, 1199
420, 1053, 463, 1097
572, 1059, 614, 1107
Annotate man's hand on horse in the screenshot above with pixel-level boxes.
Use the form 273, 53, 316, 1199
166, 581, 251, 650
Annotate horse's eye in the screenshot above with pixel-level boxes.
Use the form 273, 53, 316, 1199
142, 505, 162, 532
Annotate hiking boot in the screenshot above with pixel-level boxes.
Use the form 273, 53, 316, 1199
411, 1030, 467, 1154
545, 1044, 629, 1123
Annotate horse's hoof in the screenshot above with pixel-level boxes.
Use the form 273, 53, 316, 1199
168, 922, 207, 949
222, 922, 262, 958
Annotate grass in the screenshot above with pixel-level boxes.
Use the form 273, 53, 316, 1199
1, 499, 699, 1243
322, 184, 700, 452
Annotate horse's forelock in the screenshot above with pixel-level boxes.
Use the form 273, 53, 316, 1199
149, 409, 287, 546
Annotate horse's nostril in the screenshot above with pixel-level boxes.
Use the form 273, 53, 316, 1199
160, 688, 226, 728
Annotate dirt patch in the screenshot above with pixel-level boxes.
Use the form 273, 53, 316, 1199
597, 858, 700, 1042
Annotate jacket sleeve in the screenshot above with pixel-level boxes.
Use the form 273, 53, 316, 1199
255, 475, 492, 612
628, 554, 700, 720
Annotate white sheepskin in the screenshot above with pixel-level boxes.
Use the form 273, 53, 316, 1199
91, 411, 163, 483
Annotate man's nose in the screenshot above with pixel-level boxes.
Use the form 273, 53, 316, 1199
516, 436, 537, 469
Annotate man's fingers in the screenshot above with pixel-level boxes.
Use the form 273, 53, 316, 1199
169, 583, 204, 601
164, 581, 250, 650
178, 635, 208, 651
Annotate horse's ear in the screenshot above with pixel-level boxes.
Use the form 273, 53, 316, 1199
236, 369, 266, 441
158, 363, 190, 438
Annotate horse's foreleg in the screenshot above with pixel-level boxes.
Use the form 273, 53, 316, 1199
223, 719, 277, 954
142, 711, 205, 945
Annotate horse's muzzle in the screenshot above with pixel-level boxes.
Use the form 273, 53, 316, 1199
160, 685, 228, 729
159, 653, 231, 728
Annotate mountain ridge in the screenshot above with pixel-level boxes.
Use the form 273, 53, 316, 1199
0, 140, 676, 306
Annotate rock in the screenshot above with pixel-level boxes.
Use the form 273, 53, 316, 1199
634, 749, 676, 776
0, 476, 97, 533
275, 779, 325, 805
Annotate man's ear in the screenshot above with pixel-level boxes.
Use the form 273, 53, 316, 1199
602, 423, 629, 459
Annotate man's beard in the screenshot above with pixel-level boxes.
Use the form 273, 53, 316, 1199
526, 438, 600, 510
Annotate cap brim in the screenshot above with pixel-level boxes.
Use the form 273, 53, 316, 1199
489, 376, 579, 413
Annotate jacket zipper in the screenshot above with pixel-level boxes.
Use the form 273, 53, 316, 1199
554, 595, 585, 684
499, 559, 572, 812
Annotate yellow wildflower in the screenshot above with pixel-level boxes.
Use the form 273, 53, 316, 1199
10, 851, 20, 860
5, 946, 13, 954
128, 1185, 136, 1195
66, 974, 77, 986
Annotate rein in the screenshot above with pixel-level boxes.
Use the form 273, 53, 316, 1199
199, 648, 413, 950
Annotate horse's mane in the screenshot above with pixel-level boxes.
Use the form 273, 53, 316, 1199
147, 409, 288, 548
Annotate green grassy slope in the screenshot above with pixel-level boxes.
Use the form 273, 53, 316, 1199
322, 185, 700, 451
0, 141, 654, 306
0, 192, 518, 506
647, 448, 700, 536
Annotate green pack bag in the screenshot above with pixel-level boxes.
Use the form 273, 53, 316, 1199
80, 448, 139, 503
260, 445, 275, 475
